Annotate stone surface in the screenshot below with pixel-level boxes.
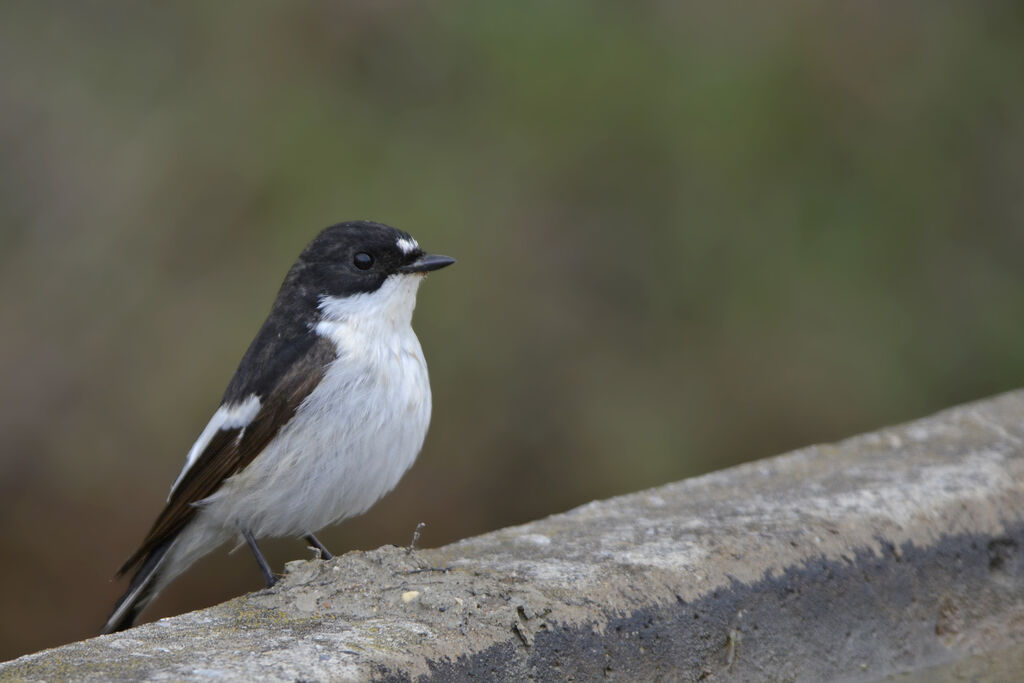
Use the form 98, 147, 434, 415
3, 391, 1024, 681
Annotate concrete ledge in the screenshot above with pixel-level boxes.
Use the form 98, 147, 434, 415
4, 391, 1024, 681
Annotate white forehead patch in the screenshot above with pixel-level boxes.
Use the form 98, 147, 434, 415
396, 237, 419, 255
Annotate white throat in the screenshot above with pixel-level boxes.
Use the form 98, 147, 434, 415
317, 273, 424, 331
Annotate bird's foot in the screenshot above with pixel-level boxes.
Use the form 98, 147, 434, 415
304, 533, 333, 560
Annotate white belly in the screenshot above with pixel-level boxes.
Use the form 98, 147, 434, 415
200, 320, 432, 539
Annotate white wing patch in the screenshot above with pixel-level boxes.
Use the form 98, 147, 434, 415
396, 237, 419, 255
168, 394, 262, 500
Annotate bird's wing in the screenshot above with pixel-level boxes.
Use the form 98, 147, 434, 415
117, 334, 337, 576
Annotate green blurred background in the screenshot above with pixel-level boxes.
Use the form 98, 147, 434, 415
2, 0, 1023, 660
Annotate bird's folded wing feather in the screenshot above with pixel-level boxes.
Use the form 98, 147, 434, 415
117, 335, 336, 576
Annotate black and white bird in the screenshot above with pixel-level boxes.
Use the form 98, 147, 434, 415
103, 220, 454, 634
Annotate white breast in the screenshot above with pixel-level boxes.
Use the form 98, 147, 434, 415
200, 274, 433, 539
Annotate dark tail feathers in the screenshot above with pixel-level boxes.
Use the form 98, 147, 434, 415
102, 536, 176, 634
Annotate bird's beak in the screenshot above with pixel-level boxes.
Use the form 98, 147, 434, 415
398, 253, 456, 274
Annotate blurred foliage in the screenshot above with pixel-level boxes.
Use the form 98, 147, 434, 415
1, 0, 1023, 660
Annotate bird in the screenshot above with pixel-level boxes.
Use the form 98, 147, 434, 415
102, 220, 454, 634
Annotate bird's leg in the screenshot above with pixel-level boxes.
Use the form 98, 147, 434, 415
304, 533, 333, 560
242, 529, 277, 587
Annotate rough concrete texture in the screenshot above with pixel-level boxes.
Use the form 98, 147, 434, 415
3, 391, 1024, 682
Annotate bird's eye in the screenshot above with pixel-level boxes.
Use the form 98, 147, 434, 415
353, 252, 374, 270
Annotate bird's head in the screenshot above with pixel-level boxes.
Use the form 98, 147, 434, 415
285, 220, 455, 324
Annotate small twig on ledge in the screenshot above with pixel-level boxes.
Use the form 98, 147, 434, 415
407, 522, 426, 553
404, 566, 452, 575
404, 522, 451, 572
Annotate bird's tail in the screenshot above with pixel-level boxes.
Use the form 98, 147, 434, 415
102, 535, 177, 634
